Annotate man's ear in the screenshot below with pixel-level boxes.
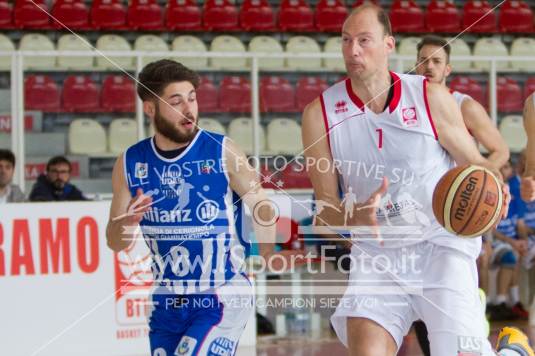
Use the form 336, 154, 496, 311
445, 63, 452, 78
143, 100, 155, 119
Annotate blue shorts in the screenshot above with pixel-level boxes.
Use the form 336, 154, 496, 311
149, 273, 253, 356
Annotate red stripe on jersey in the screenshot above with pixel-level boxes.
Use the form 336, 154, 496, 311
388, 71, 402, 113
345, 78, 365, 110
319, 94, 332, 152
423, 79, 439, 140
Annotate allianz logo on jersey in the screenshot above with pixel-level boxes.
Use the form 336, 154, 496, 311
144, 206, 193, 223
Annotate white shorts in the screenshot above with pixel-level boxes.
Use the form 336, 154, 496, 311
331, 241, 493, 356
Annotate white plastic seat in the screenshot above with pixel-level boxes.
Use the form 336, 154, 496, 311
210, 35, 247, 70
267, 118, 302, 155
95, 35, 134, 70
57, 34, 93, 70
199, 118, 226, 135
227, 118, 265, 155
323, 37, 344, 71
510, 37, 535, 71
286, 36, 322, 70
473, 37, 509, 71
447, 37, 472, 71
69, 118, 107, 155
0, 34, 14, 70
134, 35, 170, 66
109, 118, 137, 154
20, 33, 56, 69
248, 36, 284, 70
499, 115, 526, 153
397, 37, 420, 72
171, 35, 208, 69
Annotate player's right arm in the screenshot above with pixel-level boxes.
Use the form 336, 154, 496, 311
106, 155, 152, 252
521, 94, 535, 201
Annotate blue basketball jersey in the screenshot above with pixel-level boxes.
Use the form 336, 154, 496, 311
124, 130, 246, 294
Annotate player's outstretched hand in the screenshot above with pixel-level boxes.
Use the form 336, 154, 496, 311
521, 176, 535, 202
350, 177, 389, 240
121, 188, 153, 224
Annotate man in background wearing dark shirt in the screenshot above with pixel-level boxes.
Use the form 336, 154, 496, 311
29, 156, 87, 201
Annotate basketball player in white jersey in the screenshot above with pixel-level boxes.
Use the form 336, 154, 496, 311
521, 94, 535, 202
302, 4, 531, 356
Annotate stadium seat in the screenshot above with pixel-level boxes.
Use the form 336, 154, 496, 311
353, 0, 379, 6
323, 37, 344, 71
280, 162, 312, 188
260, 76, 296, 113
90, 0, 127, 30
199, 118, 226, 135
510, 38, 535, 71
286, 36, 322, 70
397, 37, 420, 72
449, 76, 487, 108
296, 76, 328, 111
196, 77, 219, 112
127, 0, 163, 30
0, 1, 12, 29
248, 36, 284, 69
315, 0, 347, 32
473, 37, 509, 71
134, 35, 169, 65
267, 118, 302, 155
390, 0, 424, 33
219, 76, 251, 113
109, 118, 137, 154
499, 0, 534, 33
166, 0, 202, 31
51, 0, 90, 30
172, 35, 208, 69
101, 75, 136, 113
227, 118, 265, 155
462, 0, 497, 33
524, 77, 535, 100
425, 0, 461, 33
62, 75, 100, 112
95, 35, 134, 70
24, 75, 60, 111
203, 0, 239, 31
210, 35, 247, 70
57, 34, 93, 69
447, 37, 472, 71
278, 0, 314, 32
20, 33, 56, 69
0, 34, 14, 70
240, 0, 276, 31
14, 0, 50, 29
499, 115, 526, 153
497, 77, 523, 113
69, 118, 107, 155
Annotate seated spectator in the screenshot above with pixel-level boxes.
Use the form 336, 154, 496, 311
0, 149, 24, 203
490, 160, 528, 320
29, 156, 87, 201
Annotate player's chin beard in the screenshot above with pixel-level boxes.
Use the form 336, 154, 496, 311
153, 108, 198, 144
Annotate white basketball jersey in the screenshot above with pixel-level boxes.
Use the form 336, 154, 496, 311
451, 90, 472, 108
320, 72, 480, 257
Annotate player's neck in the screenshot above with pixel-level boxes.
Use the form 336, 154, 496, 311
350, 70, 392, 113
154, 133, 190, 151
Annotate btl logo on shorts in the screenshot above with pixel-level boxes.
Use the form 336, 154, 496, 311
208, 337, 234, 356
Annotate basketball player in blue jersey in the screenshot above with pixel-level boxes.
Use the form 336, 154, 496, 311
302, 4, 531, 356
106, 59, 300, 356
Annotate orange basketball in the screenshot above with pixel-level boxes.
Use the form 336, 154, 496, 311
432, 165, 503, 238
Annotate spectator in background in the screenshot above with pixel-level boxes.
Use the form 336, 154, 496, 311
0, 149, 24, 203
29, 156, 87, 201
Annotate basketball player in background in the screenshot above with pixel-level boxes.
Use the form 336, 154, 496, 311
521, 93, 535, 202
106, 59, 301, 356
413, 35, 511, 354
302, 4, 530, 356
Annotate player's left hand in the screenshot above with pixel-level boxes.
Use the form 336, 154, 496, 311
521, 176, 535, 202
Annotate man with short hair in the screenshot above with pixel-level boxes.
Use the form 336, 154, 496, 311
28, 156, 86, 201
302, 4, 530, 355
0, 149, 24, 203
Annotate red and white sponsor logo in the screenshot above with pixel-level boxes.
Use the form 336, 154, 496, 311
402, 107, 418, 127
334, 100, 349, 114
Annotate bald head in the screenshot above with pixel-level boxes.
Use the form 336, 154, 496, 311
345, 3, 392, 37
